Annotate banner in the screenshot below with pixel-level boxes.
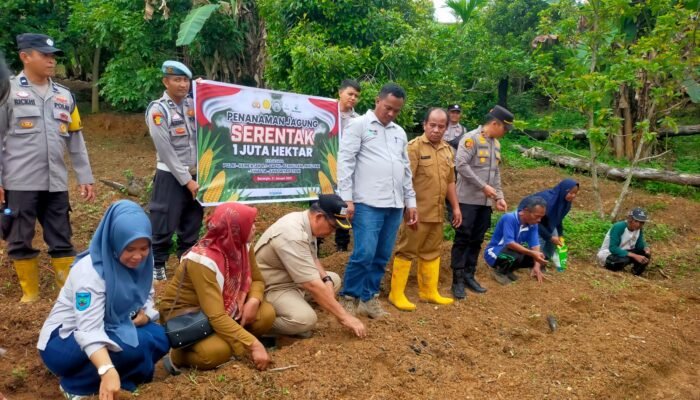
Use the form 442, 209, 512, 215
194, 80, 340, 205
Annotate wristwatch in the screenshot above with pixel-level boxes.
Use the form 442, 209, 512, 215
97, 364, 115, 376
322, 275, 333, 284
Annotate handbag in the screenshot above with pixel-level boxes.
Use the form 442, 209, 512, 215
164, 264, 214, 348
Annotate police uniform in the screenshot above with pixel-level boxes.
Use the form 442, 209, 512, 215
450, 105, 513, 297
0, 33, 94, 303
146, 61, 203, 280
389, 134, 455, 310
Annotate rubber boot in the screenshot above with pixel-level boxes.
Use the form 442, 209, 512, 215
13, 258, 40, 303
451, 268, 466, 300
388, 257, 416, 311
464, 270, 487, 293
51, 256, 75, 289
417, 257, 454, 305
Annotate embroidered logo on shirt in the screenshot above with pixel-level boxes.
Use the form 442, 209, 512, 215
187, 109, 195, 117
153, 113, 163, 126
59, 123, 68, 133
75, 292, 91, 311
465, 138, 474, 148
55, 95, 68, 104
19, 120, 34, 129
16, 91, 30, 98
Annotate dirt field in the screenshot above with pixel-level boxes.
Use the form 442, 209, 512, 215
1, 113, 698, 400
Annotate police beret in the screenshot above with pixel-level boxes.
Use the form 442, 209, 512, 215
16, 33, 63, 56
487, 105, 514, 131
447, 104, 462, 112
162, 60, 192, 79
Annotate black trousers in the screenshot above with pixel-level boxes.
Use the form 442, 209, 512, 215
148, 170, 203, 268
604, 248, 650, 275
1, 190, 74, 259
450, 203, 492, 275
493, 248, 535, 273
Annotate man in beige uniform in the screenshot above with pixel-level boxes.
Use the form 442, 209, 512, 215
389, 108, 462, 311
256, 194, 366, 338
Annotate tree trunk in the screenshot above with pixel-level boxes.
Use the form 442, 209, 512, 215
587, 112, 605, 218
513, 145, 700, 186
497, 77, 508, 108
91, 46, 101, 113
621, 85, 634, 160
613, 98, 624, 158
520, 125, 700, 141
609, 130, 647, 220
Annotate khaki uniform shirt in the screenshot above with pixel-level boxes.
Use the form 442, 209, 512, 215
255, 211, 320, 292
407, 135, 455, 223
145, 91, 197, 186
455, 126, 503, 206
0, 72, 94, 191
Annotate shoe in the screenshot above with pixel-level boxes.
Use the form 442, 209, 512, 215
388, 257, 416, 311
357, 296, 390, 319
506, 271, 519, 281
451, 269, 467, 300
339, 295, 357, 316
153, 265, 167, 281
417, 258, 453, 305
13, 258, 40, 303
163, 354, 182, 376
51, 256, 75, 289
491, 269, 512, 285
464, 272, 488, 293
59, 385, 89, 400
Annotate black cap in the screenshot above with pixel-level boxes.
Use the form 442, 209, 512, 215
317, 194, 351, 230
487, 105, 514, 131
447, 104, 462, 112
628, 207, 649, 222
16, 33, 63, 56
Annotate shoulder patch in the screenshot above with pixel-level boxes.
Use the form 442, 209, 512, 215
75, 292, 91, 311
465, 138, 474, 148
152, 112, 164, 126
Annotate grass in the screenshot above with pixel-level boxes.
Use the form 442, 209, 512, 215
562, 211, 612, 258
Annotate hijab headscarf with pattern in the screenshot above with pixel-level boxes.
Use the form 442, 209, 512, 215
184, 203, 257, 316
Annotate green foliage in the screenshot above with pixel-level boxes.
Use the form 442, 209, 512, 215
176, 4, 221, 46
562, 211, 611, 258
645, 223, 674, 243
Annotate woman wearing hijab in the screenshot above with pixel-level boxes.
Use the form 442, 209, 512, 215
37, 200, 169, 400
518, 179, 580, 261
159, 203, 274, 372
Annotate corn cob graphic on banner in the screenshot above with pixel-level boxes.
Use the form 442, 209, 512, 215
194, 80, 341, 205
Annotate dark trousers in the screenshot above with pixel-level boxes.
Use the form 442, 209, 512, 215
1, 190, 74, 259
309, 200, 351, 254
40, 323, 169, 395
604, 248, 650, 275
451, 204, 492, 275
493, 248, 534, 273
148, 170, 203, 267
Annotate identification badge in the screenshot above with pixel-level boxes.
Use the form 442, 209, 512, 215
19, 120, 34, 129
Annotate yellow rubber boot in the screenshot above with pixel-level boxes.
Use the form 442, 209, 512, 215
388, 257, 416, 311
13, 258, 40, 303
417, 257, 454, 305
51, 256, 75, 289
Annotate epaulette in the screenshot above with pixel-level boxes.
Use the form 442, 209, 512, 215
408, 137, 419, 145
52, 81, 71, 92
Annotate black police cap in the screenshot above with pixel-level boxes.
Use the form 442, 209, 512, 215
487, 105, 514, 131
16, 33, 63, 56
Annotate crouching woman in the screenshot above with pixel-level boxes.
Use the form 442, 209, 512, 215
159, 203, 274, 372
37, 200, 169, 399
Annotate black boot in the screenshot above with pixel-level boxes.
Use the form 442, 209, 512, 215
464, 271, 487, 293
451, 269, 467, 299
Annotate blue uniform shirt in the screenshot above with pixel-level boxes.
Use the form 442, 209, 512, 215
484, 211, 540, 266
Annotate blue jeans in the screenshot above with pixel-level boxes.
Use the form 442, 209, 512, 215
39, 322, 170, 396
341, 203, 403, 301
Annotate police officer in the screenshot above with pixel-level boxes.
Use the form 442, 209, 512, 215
450, 105, 513, 299
146, 61, 203, 281
444, 104, 467, 149
0, 33, 95, 303
389, 108, 462, 311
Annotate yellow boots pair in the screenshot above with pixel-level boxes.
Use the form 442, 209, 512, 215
388, 257, 454, 311
13, 256, 74, 303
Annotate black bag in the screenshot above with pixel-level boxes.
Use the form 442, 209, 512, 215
164, 264, 214, 348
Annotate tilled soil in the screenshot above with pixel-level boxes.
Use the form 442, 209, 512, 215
0, 113, 698, 399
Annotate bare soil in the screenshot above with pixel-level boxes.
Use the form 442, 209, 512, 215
1, 113, 698, 400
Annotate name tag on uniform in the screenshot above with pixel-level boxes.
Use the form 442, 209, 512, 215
420, 155, 431, 159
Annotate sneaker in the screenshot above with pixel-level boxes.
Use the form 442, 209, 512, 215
339, 296, 357, 316
506, 271, 519, 281
153, 266, 167, 281
491, 269, 512, 286
357, 297, 390, 319
163, 354, 182, 376
59, 385, 89, 400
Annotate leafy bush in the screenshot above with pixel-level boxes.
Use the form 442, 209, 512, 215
562, 211, 611, 258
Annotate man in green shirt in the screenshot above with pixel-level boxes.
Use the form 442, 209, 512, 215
596, 207, 651, 275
